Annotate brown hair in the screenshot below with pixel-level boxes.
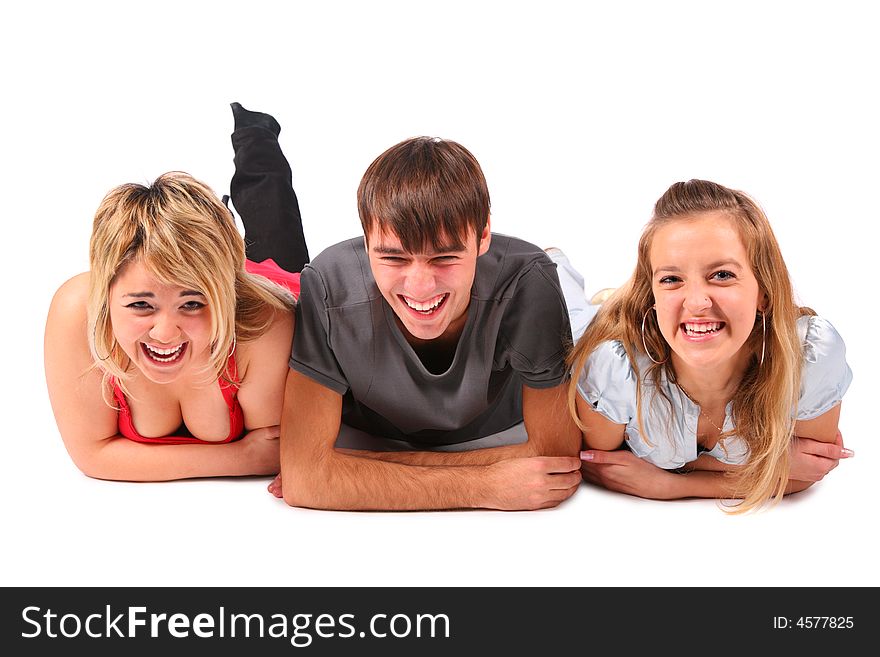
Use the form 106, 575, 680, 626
88, 172, 294, 398
357, 137, 490, 252
567, 179, 810, 513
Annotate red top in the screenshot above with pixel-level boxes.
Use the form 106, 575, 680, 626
113, 355, 244, 444
112, 258, 300, 444
245, 257, 301, 298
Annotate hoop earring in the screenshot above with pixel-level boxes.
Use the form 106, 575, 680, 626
213, 335, 237, 358
92, 326, 113, 361
759, 311, 766, 367
641, 306, 667, 364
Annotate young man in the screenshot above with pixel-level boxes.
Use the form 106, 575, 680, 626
231, 107, 584, 510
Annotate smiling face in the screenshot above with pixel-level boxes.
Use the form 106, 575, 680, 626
108, 260, 213, 384
366, 223, 491, 343
649, 211, 765, 375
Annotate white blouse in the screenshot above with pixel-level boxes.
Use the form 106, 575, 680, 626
576, 315, 853, 469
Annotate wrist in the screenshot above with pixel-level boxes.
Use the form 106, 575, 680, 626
470, 463, 496, 509
665, 470, 689, 499
236, 434, 280, 477
227, 438, 252, 476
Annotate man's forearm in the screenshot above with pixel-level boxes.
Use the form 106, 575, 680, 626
281, 370, 499, 510
282, 450, 494, 510
336, 440, 539, 466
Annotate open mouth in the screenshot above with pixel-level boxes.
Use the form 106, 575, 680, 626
141, 342, 188, 364
681, 321, 725, 337
400, 293, 448, 316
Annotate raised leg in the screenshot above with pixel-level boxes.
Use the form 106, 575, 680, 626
229, 102, 310, 273
545, 248, 598, 342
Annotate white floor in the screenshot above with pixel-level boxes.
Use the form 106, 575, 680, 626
4, 1, 877, 588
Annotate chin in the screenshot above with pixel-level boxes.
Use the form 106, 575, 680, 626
140, 369, 183, 385
133, 356, 189, 384
404, 322, 446, 341
676, 348, 735, 371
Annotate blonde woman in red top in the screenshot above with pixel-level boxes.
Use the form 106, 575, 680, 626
45, 104, 307, 481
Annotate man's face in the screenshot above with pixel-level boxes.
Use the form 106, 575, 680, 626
366, 222, 491, 343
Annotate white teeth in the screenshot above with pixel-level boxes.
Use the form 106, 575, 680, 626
403, 294, 446, 312
144, 343, 184, 362
684, 322, 721, 334
146, 344, 183, 356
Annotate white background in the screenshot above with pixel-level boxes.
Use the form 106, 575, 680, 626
2, 0, 876, 587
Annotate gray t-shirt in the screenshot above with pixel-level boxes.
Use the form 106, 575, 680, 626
290, 233, 572, 446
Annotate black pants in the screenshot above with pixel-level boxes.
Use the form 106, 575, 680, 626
228, 103, 310, 273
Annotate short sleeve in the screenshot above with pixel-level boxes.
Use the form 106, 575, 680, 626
575, 340, 636, 425
797, 316, 853, 420
289, 265, 350, 395
499, 262, 573, 389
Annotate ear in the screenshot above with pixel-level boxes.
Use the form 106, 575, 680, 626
757, 290, 769, 313
477, 215, 492, 256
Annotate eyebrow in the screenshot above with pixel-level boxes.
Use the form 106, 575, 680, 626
371, 244, 465, 256
122, 290, 206, 299
654, 259, 745, 273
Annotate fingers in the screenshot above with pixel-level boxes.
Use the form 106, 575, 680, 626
580, 465, 601, 487
540, 481, 582, 508
548, 470, 583, 490
267, 473, 283, 497
792, 454, 838, 482
579, 449, 629, 464
795, 437, 854, 459
535, 456, 583, 473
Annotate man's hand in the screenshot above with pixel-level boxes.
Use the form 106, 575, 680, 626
483, 456, 582, 510
790, 431, 853, 482
580, 449, 682, 499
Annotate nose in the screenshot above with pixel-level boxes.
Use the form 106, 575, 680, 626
683, 283, 712, 313
404, 262, 437, 299
148, 311, 181, 344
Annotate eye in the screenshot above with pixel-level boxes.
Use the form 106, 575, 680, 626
432, 256, 459, 264
711, 270, 736, 282
125, 301, 153, 311
658, 275, 682, 285
181, 300, 206, 311
380, 256, 408, 264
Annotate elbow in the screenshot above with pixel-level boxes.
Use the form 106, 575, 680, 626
281, 480, 317, 509
555, 425, 584, 457
280, 467, 315, 508
68, 450, 117, 482
526, 431, 581, 458
282, 488, 308, 508
547, 438, 581, 458
75, 460, 125, 482
280, 459, 332, 509
67, 444, 147, 482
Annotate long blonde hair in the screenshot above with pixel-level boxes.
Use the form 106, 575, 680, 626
87, 172, 294, 398
567, 180, 810, 512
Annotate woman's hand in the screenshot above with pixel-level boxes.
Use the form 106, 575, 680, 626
580, 449, 683, 499
239, 425, 281, 475
789, 431, 853, 482
268, 473, 283, 498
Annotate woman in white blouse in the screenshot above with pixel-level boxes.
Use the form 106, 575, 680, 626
565, 179, 852, 512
